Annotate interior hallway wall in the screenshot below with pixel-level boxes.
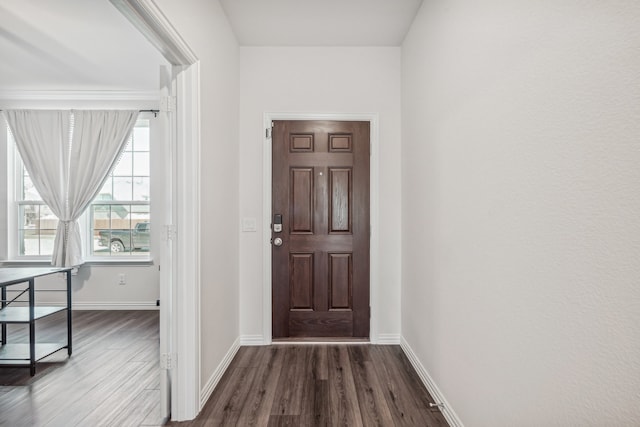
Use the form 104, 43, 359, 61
238, 47, 402, 342
154, 0, 240, 391
401, 1, 640, 426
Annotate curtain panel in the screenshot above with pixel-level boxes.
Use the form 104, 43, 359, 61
3, 110, 139, 267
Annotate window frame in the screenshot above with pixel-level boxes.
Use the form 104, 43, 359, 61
6, 118, 153, 263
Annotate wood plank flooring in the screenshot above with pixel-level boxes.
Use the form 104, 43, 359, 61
169, 344, 449, 427
0, 310, 162, 427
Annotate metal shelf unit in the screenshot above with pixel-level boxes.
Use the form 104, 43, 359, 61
0, 267, 72, 376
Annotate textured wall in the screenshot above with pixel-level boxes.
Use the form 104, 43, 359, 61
401, 1, 640, 425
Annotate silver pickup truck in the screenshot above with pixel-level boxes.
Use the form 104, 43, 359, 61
98, 222, 150, 252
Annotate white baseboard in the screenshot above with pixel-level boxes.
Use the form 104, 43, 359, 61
400, 337, 465, 427
375, 333, 401, 345
200, 337, 241, 409
240, 335, 266, 346
72, 301, 159, 310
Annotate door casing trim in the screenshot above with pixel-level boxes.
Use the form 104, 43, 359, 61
262, 112, 380, 344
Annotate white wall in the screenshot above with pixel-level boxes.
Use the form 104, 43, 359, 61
9, 264, 160, 308
154, 0, 240, 392
401, 1, 640, 426
238, 47, 402, 342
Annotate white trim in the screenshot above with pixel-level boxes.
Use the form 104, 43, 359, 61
199, 337, 241, 408
400, 337, 465, 427
172, 63, 202, 421
72, 301, 159, 310
153, 64, 173, 422
376, 334, 401, 345
240, 335, 267, 346
109, 0, 198, 66
0, 90, 160, 102
1, 259, 154, 266
0, 115, 8, 262
262, 112, 380, 344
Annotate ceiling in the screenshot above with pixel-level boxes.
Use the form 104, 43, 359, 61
0, 0, 422, 92
219, 0, 423, 46
0, 0, 167, 92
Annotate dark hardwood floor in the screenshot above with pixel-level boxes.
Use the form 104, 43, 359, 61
0, 312, 449, 427
0, 310, 162, 427
169, 344, 449, 427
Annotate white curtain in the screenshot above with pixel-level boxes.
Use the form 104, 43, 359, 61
4, 110, 139, 267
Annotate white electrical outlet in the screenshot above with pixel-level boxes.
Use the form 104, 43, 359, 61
118, 274, 126, 285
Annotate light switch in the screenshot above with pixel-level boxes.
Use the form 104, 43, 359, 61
242, 217, 257, 232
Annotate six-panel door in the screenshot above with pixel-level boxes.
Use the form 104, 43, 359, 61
272, 120, 370, 338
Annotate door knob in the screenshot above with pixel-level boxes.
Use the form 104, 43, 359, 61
273, 237, 283, 247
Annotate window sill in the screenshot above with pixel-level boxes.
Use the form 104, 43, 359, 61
1, 257, 154, 267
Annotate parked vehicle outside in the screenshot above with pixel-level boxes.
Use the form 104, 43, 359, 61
98, 222, 150, 253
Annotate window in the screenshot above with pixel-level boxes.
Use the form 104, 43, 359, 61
11, 119, 151, 258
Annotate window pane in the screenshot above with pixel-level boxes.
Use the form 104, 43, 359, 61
110, 204, 131, 225
97, 178, 113, 201
123, 138, 133, 152
133, 177, 150, 201
113, 152, 133, 176
23, 175, 42, 201
110, 205, 132, 255
18, 204, 55, 256
20, 204, 38, 229
91, 205, 111, 256
90, 203, 150, 255
131, 205, 150, 252
133, 152, 150, 176
19, 229, 39, 256
131, 204, 150, 219
92, 204, 110, 228
40, 205, 58, 226
133, 126, 150, 151
94, 205, 133, 256
19, 205, 39, 255
113, 178, 133, 200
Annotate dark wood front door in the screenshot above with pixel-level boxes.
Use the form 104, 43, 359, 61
272, 120, 370, 338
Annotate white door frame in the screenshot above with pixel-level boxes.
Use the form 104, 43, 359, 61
110, 0, 201, 421
262, 112, 381, 344
171, 63, 201, 420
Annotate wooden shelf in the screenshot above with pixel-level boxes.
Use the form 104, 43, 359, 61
0, 343, 68, 364
0, 306, 66, 323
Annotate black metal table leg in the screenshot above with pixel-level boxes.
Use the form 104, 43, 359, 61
29, 278, 36, 376
1, 286, 6, 345
67, 270, 72, 356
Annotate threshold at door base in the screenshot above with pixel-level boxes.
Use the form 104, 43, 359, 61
272, 337, 370, 345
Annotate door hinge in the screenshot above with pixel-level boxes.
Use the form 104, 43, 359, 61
165, 224, 177, 241
160, 96, 177, 113
160, 353, 177, 370
266, 121, 275, 139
